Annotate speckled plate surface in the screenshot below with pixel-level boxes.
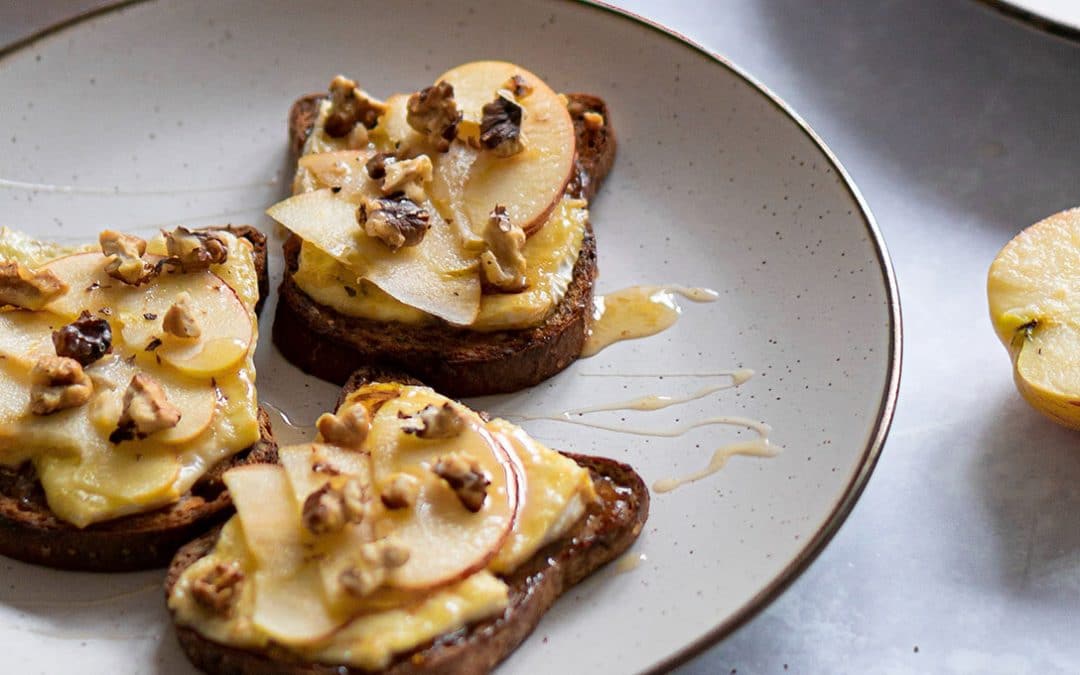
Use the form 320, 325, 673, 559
0, 1, 899, 672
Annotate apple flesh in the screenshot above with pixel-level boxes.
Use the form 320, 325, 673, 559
988, 208, 1080, 429
436, 61, 575, 237
363, 389, 519, 591
39, 252, 254, 378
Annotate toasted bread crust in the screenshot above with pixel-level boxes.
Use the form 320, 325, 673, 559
0, 226, 276, 571
275, 91, 614, 397
168, 370, 648, 675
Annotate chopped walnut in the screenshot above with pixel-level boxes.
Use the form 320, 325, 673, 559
358, 196, 430, 250
52, 311, 112, 366
324, 75, 387, 138
479, 206, 527, 292
380, 155, 433, 204
100, 230, 156, 286
316, 404, 370, 450
365, 152, 394, 181
480, 93, 526, 158
431, 452, 489, 512
162, 227, 228, 273
0, 261, 67, 310
504, 74, 533, 98
162, 292, 201, 339
191, 561, 244, 616
583, 111, 605, 131
402, 403, 465, 439
406, 81, 461, 152
301, 478, 369, 535
29, 356, 93, 415
380, 473, 420, 510
109, 374, 182, 443
339, 540, 410, 598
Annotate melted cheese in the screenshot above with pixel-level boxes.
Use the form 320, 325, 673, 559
170, 383, 593, 669
293, 197, 587, 331
0, 230, 260, 527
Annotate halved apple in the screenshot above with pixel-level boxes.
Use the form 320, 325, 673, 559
436, 61, 575, 237
268, 189, 481, 325
988, 208, 1080, 429
363, 389, 519, 591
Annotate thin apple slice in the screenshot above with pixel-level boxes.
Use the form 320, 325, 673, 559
297, 149, 374, 195
87, 355, 216, 445
436, 61, 575, 237
0, 310, 63, 370
115, 271, 253, 378
364, 388, 518, 591
37, 252, 122, 320
224, 464, 341, 644
268, 189, 480, 325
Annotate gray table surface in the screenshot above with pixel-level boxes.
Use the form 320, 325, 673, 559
4, 2, 1080, 673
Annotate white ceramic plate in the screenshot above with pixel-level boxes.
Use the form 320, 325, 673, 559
0, 1, 899, 672
977, 0, 1080, 40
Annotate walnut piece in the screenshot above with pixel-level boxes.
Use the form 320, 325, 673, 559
191, 561, 244, 616
480, 92, 526, 158
52, 311, 112, 366
358, 196, 430, 250
324, 75, 387, 138
431, 452, 489, 512
504, 74, 533, 98
0, 260, 67, 310
380, 155, 433, 204
402, 402, 466, 439
162, 227, 228, 273
162, 292, 201, 339
100, 230, 156, 286
316, 404, 370, 450
109, 374, 182, 443
406, 81, 461, 152
380, 473, 420, 510
301, 478, 369, 535
29, 356, 93, 415
339, 540, 410, 598
479, 206, 527, 292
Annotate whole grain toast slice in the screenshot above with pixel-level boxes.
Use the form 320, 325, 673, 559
167, 366, 649, 675
272, 91, 616, 397
0, 225, 277, 572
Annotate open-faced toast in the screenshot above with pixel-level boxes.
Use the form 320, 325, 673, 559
167, 366, 648, 674
271, 63, 616, 397
0, 225, 277, 571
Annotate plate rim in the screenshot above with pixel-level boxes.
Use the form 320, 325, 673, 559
973, 0, 1080, 43
0, 1, 903, 672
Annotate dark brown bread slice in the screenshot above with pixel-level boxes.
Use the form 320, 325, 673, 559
0, 226, 277, 572
274, 91, 615, 397
167, 368, 649, 675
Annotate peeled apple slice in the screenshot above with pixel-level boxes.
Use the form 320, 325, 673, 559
0, 311, 62, 370
365, 390, 519, 590
224, 464, 339, 644
267, 189, 480, 325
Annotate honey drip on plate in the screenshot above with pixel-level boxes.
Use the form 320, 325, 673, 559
504, 370, 775, 493
261, 401, 315, 446
581, 285, 719, 357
